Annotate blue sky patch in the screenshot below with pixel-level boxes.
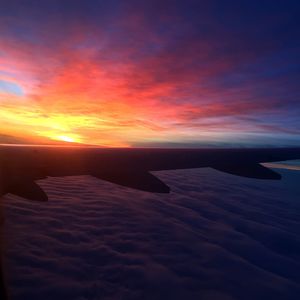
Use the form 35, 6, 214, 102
0, 79, 24, 96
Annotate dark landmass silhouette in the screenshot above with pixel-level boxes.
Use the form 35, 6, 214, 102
1, 146, 300, 201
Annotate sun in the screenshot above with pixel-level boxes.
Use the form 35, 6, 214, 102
56, 135, 77, 143
34, 128, 82, 144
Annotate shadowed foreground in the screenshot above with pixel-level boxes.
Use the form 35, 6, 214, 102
2, 167, 300, 300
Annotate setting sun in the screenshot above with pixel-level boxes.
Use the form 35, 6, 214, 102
58, 136, 75, 143
55, 135, 77, 143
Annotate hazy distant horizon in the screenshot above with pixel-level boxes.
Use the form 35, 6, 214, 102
1, 135, 300, 149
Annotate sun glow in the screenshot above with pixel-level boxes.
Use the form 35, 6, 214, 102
57, 135, 75, 143
55, 135, 77, 143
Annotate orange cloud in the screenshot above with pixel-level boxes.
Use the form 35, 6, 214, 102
0, 17, 298, 147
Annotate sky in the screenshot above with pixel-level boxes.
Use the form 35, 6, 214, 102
0, 0, 299, 147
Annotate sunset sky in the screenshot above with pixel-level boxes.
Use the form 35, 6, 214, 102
0, 0, 299, 147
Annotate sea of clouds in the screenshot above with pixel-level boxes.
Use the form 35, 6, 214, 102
1, 167, 300, 300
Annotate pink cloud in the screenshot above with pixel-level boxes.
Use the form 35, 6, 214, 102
0, 8, 298, 146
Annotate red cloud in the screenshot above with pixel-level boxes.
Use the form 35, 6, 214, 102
0, 9, 298, 147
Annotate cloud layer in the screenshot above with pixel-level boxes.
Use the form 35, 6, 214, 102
2, 167, 300, 299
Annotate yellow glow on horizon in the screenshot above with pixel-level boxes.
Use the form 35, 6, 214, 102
0, 101, 165, 147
